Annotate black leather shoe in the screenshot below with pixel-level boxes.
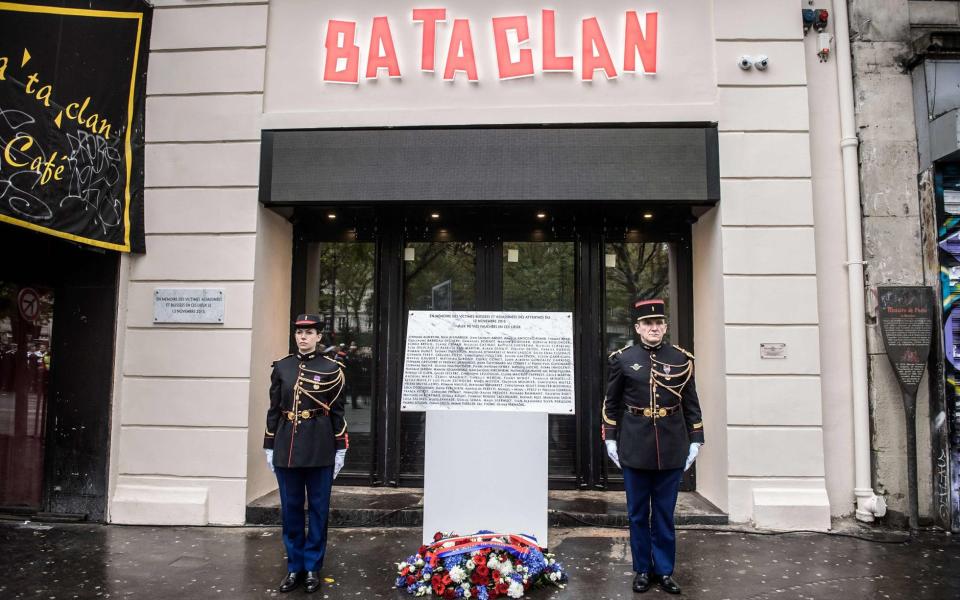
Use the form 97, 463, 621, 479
278, 571, 301, 593
304, 571, 321, 593
658, 574, 682, 595
632, 572, 651, 593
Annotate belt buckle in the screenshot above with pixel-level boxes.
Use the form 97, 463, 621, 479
658, 408, 667, 418
301, 410, 311, 419
642, 408, 652, 417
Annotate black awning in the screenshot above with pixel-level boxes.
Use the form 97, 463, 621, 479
259, 125, 719, 205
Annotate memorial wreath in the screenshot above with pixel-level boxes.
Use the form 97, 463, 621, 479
395, 531, 568, 598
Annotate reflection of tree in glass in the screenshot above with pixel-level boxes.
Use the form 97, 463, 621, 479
315, 244, 376, 346
503, 243, 574, 311
404, 242, 476, 310
605, 243, 671, 345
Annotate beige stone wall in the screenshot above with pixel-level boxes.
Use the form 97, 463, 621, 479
108, 1, 270, 525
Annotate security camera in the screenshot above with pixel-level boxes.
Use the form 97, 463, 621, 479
737, 55, 752, 70
753, 55, 769, 71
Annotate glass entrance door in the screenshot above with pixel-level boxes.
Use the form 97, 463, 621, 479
0, 283, 54, 509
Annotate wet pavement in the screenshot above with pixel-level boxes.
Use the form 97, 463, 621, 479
0, 521, 958, 599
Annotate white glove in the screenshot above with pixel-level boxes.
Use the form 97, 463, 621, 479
264, 448, 274, 473
334, 449, 347, 479
605, 440, 620, 469
684, 442, 702, 471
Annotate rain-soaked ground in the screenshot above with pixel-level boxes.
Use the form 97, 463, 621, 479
0, 521, 957, 599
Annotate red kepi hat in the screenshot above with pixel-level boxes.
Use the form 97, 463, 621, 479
294, 314, 322, 328
634, 299, 666, 321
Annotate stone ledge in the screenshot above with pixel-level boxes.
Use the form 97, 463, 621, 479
111, 484, 208, 525
752, 487, 831, 531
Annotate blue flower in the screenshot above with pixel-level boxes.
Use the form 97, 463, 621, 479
477, 586, 489, 600
443, 555, 463, 571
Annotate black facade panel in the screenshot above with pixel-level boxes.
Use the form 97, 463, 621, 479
261, 126, 720, 204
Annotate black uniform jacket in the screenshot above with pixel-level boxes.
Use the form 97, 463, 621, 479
263, 350, 348, 468
602, 342, 704, 470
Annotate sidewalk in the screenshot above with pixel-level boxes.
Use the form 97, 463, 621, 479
0, 521, 957, 599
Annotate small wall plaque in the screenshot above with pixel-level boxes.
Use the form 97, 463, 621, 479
760, 343, 787, 359
154, 288, 225, 324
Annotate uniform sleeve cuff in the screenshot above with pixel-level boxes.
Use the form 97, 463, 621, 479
689, 431, 705, 444
335, 434, 349, 450
263, 437, 275, 449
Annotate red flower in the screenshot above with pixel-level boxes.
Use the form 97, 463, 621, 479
432, 574, 442, 586
496, 582, 509, 594
470, 571, 488, 586
441, 574, 452, 586
476, 565, 489, 577
433, 581, 445, 595
434, 532, 444, 542
418, 545, 428, 556
492, 570, 501, 582
401, 567, 410, 576
474, 554, 487, 567
443, 589, 456, 600
405, 575, 416, 585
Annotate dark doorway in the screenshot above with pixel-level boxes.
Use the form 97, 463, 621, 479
290, 204, 697, 491
0, 223, 118, 520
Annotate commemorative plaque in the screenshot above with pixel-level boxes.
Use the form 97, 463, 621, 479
877, 286, 934, 397
877, 285, 935, 530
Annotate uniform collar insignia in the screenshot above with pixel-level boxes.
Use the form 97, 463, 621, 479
631, 363, 641, 371
297, 351, 317, 360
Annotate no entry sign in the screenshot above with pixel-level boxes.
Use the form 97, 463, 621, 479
17, 287, 40, 322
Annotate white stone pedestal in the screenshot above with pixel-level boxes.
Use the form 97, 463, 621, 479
422, 411, 549, 546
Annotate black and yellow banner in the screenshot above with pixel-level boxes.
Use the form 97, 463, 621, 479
0, 0, 150, 252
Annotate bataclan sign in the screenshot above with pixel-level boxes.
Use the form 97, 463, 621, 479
323, 9, 659, 83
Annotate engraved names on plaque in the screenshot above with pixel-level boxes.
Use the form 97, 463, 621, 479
401, 311, 575, 414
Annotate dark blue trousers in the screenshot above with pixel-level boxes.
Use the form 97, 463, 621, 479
275, 466, 334, 573
622, 466, 684, 576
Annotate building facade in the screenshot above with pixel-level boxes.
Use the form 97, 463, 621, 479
4, 0, 955, 532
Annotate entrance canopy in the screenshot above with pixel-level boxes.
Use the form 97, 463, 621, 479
259, 125, 720, 205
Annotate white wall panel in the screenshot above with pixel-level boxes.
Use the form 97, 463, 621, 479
714, 0, 803, 40
121, 378, 251, 427
115, 475, 246, 525
129, 234, 256, 281
126, 282, 254, 328
722, 228, 817, 275
723, 276, 819, 324
719, 132, 812, 178
151, 5, 268, 50
726, 376, 822, 425
118, 428, 248, 477
715, 42, 806, 86
720, 179, 814, 226
146, 95, 262, 142
724, 326, 821, 375
123, 330, 253, 378
718, 87, 810, 131
145, 143, 260, 188
144, 189, 259, 235
727, 427, 825, 477
147, 49, 265, 94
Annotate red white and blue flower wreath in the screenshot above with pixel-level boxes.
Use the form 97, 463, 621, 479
396, 531, 567, 598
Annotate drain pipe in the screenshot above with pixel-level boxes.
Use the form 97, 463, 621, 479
833, 0, 887, 521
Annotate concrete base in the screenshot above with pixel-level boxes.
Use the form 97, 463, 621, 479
111, 484, 209, 525
752, 487, 831, 531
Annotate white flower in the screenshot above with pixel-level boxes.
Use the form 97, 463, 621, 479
466, 559, 475, 570
507, 580, 525, 598
462, 589, 471, 598
487, 556, 501, 571
423, 572, 431, 581
415, 585, 428, 596
399, 562, 409, 570
549, 571, 560, 581
416, 558, 424, 567
499, 560, 514, 575
449, 566, 467, 583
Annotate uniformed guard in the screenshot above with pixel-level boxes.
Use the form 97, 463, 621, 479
602, 299, 704, 595
263, 314, 349, 594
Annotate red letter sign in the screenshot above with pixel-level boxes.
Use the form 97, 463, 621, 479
581, 17, 617, 81
624, 11, 657, 74
542, 9, 573, 72
492, 16, 534, 79
444, 19, 479, 81
412, 8, 446, 72
324, 20, 360, 84
366, 16, 401, 79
